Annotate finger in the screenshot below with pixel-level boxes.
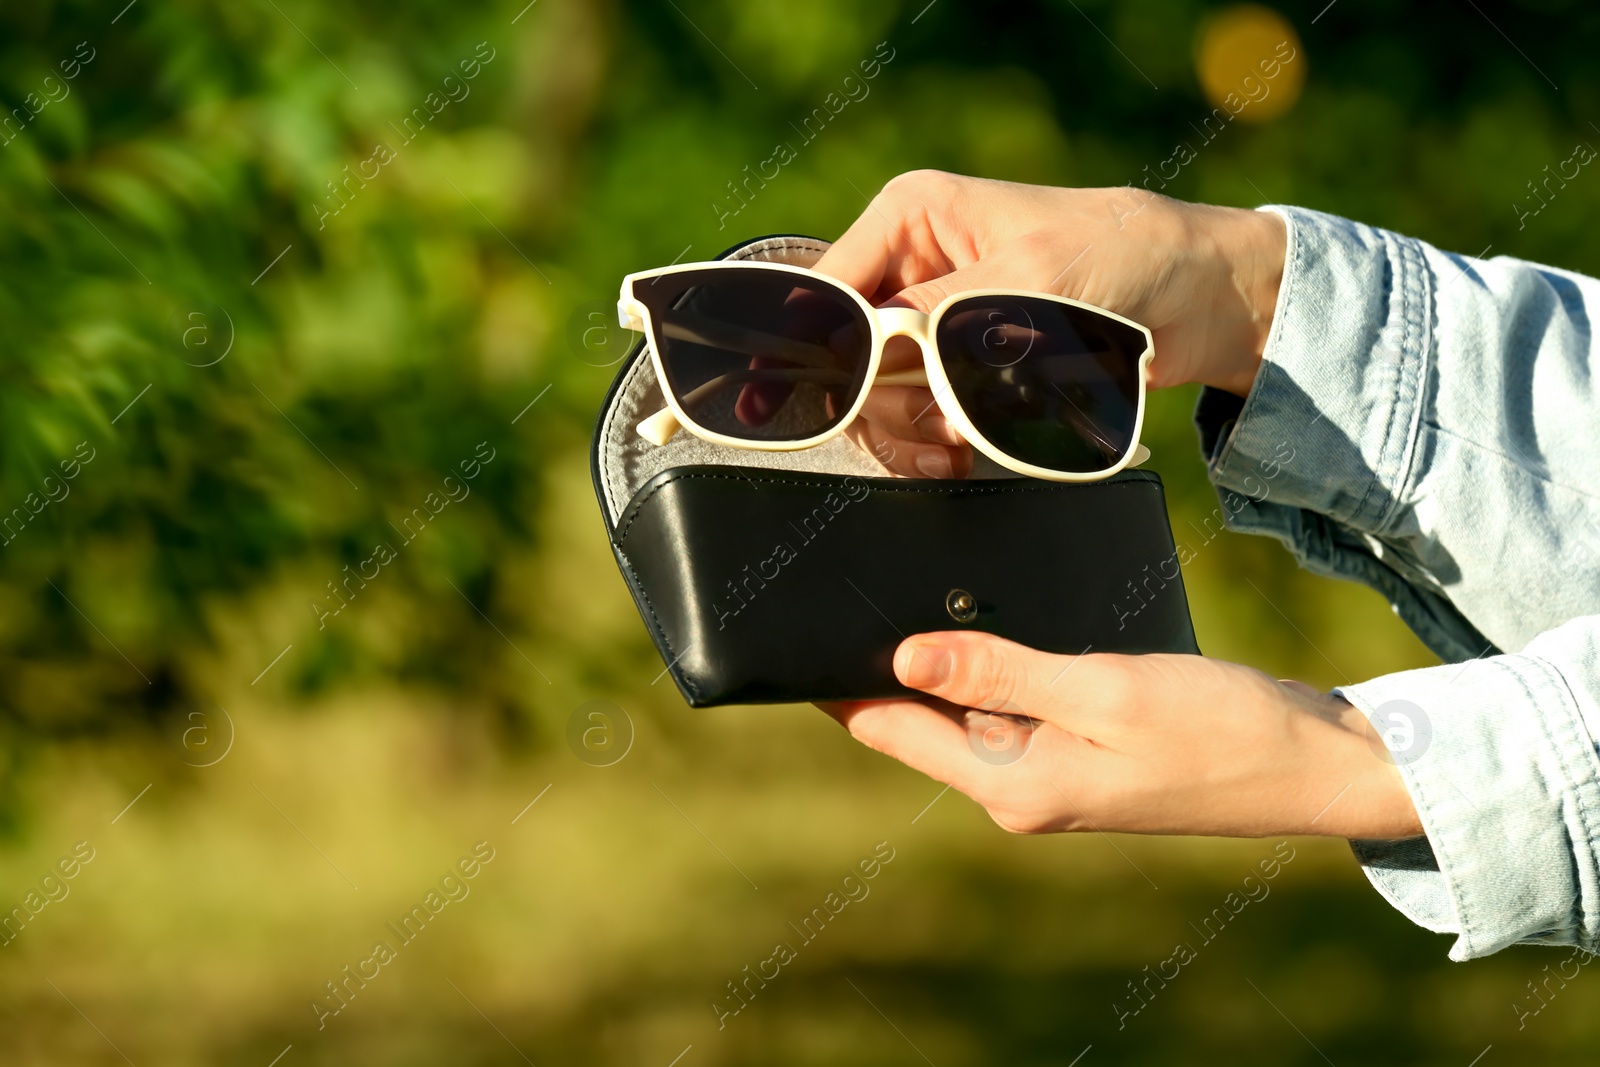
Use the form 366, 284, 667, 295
811, 209, 900, 302
822, 698, 984, 794
885, 253, 1043, 315
813, 173, 965, 301
845, 417, 973, 479
892, 630, 1112, 723
859, 385, 965, 446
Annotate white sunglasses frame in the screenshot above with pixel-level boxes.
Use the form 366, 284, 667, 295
617, 260, 1154, 482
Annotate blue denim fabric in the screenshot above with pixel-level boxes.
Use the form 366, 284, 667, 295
1195, 205, 1600, 960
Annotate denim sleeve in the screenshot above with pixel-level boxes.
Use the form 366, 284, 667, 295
1195, 205, 1600, 959
1337, 622, 1600, 960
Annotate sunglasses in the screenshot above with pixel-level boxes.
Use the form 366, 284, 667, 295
617, 261, 1154, 481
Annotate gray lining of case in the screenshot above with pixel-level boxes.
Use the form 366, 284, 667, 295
596, 235, 1015, 525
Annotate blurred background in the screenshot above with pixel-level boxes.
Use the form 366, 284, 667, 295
2, 0, 1597, 1063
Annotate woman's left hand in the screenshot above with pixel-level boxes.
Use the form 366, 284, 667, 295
823, 631, 1422, 840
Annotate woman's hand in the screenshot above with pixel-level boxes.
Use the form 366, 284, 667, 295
824, 631, 1422, 841
813, 171, 1287, 478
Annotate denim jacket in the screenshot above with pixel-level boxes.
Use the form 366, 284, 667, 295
1195, 205, 1600, 961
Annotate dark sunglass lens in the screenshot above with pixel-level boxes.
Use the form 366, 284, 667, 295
633, 269, 872, 442
934, 295, 1146, 474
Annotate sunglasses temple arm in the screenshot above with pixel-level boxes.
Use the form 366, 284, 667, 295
659, 311, 842, 369
638, 406, 682, 446
872, 367, 927, 387
637, 365, 928, 445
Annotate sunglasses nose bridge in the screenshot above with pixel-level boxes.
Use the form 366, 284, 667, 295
873, 306, 931, 344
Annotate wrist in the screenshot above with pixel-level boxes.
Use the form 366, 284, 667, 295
1286, 691, 1424, 840
1189, 205, 1287, 398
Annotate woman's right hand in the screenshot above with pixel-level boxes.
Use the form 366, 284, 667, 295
812, 170, 1287, 479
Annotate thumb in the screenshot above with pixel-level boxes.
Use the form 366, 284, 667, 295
884, 254, 1042, 315
893, 631, 1089, 720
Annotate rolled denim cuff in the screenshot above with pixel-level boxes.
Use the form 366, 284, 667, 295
1339, 647, 1600, 960
1191, 205, 1499, 664
1200, 205, 1431, 535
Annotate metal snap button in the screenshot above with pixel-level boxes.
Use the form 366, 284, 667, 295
946, 588, 977, 623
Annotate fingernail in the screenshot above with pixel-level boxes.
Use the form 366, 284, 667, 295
895, 642, 951, 689
914, 449, 952, 479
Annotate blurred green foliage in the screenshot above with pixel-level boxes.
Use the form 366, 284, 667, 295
3, 0, 1600, 1063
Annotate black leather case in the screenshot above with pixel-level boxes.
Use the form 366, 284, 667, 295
591, 235, 1200, 707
